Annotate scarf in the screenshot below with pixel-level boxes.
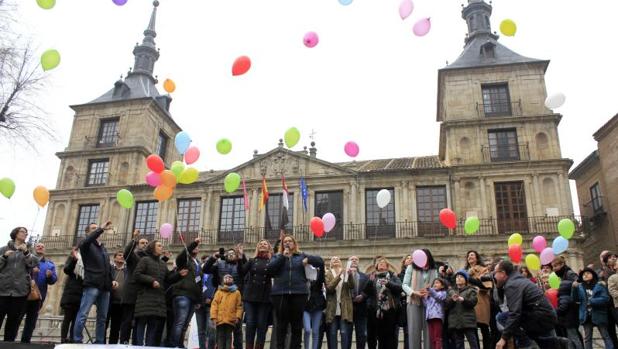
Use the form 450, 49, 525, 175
375, 271, 396, 319
331, 269, 343, 316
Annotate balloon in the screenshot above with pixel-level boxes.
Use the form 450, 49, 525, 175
540, 247, 555, 266
464, 216, 480, 235
0, 178, 16, 199
37, 0, 55, 9
160, 223, 173, 239
376, 189, 391, 209
557, 218, 575, 240
112, 0, 128, 5
184, 146, 200, 165
161, 170, 177, 189
146, 154, 165, 173
41, 49, 61, 71
145, 171, 162, 187
163, 79, 176, 93
525, 254, 541, 271
310, 217, 325, 237
116, 189, 134, 209
175, 131, 192, 155
508, 244, 523, 264
322, 213, 336, 233
399, 0, 414, 20
545, 289, 558, 309
508, 233, 523, 247
154, 185, 173, 202
303, 32, 319, 48
532, 235, 547, 253
171, 161, 185, 178
232, 56, 251, 76
33, 186, 50, 208
284, 128, 300, 149
178, 167, 199, 185
544, 93, 566, 109
499, 19, 517, 37
224, 173, 241, 193
217, 138, 233, 155
338, 0, 353, 6
412, 18, 431, 37
552, 236, 569, 255
412, 249, 427, 268
344, 141, 359, 157
548, 272, 561, 290
439, 208, 457, 229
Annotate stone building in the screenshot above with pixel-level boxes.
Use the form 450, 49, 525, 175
39, 0, 585, 316
570, 113, 618, 265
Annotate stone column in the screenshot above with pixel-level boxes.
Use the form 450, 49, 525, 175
350, 182, 357, 224
524, 177, 535, 217
479, 178, 489, 218
64, 199, 72, 237
532, 174, 542, 216
410, 184, 417, 237
204, 190, 213, 230
453, 179, 461, 213
558, 173, 572, 215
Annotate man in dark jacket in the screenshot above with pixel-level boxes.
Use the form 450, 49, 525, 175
170, 238, 202, 347
73, 221, 114, 344
347, 255, 374, 349
119, 229, 148, 344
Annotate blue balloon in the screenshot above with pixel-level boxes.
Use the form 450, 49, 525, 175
552, 236, 569, 255
338, 0, 353, 5
175, 131, 191, 155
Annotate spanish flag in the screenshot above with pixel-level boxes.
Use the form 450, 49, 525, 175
258, 176, 269, 211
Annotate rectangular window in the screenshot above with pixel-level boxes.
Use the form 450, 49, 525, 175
218, 196, 245, 243
155, 131, 168, 160
177, 198, 202, 233
315, 191, 343, 240
97, 118, 119, 146
134, 201, 159, 235
75, 204, 100, 237
482, 83, 511, 116
590, 183, 603, 213
86, 159, 109, 186
265, 193, 294, 240
365, 189, 395, 239
494, 181, 529, 233
416, 186, 447, 237
488, 129, 520, 161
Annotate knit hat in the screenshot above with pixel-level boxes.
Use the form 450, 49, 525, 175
455, 269, 469, 282
578, 267, 599, 283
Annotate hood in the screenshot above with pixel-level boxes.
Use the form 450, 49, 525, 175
219, 284, 238, 293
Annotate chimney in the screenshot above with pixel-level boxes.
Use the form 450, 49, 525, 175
309, 141, 317, 157
253, 150, 259, 158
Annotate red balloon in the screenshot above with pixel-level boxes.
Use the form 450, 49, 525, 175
439, 208, 457, 229
232, 56, 251, 76
310, 217, 324, 238
146, 154, 165, 173
545, 289, 558, 309
508, 244, 523, 264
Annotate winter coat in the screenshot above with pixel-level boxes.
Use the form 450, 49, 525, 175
607, 274, 618, 308
0, 241, 39, 297
467, 264, 492, 325
446, 285, 478, 329
240, 256, 272, 303
573, 282, 610, 326
122, 240, 147, 304
351, 271, 374, 313
79, 228, 113, 291
110, 265, 127, 304
134, 253, 177, 318
556, 279, 579, 328
305, 262, 326, 313
171, 241, 203, 302
203, 256, 246, 292
210, 285, 243, 326
60, 255, 83, 307
424, 288, 447, 321
32, 256, 57, 302
555, 265, 578, 282
325, 269, 355, 324
368, 271, 402, 316
201, 273, 217, 305
267, 252, 322, 296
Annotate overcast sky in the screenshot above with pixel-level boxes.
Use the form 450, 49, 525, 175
1, 0, 617, 242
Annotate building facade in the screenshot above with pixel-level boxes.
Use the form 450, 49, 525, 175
39, 0, 585, 316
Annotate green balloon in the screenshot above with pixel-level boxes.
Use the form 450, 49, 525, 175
36, 0, 55, 9
224, 172, 241, 193
548, 272, 561, 290
41, 49, 61, 71
284, 127, 300, 148
217, 139, 232, 155
116, 189, 134, 209
557, 218, 575, 240
178, 167, 199, 185
0, 177, 16, 199
171, 161, 185, 178
464, 216, 480, 235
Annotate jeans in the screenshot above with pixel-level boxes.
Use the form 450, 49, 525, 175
217, 324, 235, 349
73, 287, 110, 344
583, 323, 614, 349
565, 327, 584, 349
350, 311, 367, 349
0, 296, 27, 342
61, 304, 79, 342
106, 302, 123, 344
195, 305, 216, 349
135, 316, 165, 346
304, 310, 323, 349
245, 301, 271, 348
452, 329, 479, 349
172, 296, 194, 347
271, 294, 307, 349
328, 316, 352, 349
119, 303, 136, 344
19, 299, 42, 343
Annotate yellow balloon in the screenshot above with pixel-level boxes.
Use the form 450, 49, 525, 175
507, 233, 523, 247
500, 19, 517, 37
33, 186, 50, 207
163, 79, 176, 93
525, 254, 541, 271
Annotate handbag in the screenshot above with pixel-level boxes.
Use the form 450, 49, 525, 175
28, 279, 42, 301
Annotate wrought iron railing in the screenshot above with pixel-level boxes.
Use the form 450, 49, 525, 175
476, 100, 522, 117
481, 143, 529, 162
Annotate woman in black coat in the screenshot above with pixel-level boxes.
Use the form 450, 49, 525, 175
60, 247, 83, 343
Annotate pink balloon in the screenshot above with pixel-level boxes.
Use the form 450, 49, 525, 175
412, 249, 427, 268
303, 32, 319, 48
344, 141, 359, 157
413, 17, 431, 37
184, 146, 200, 165
540, 247, 555, 266
160, 223, 173, 239
399, 0, 414, 20
145, 171, 162, 187
322, 213, 336, 233
532, 235, 547, 253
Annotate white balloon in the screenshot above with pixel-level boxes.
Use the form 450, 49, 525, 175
376, 189, 391, 209
545, 93, 566, 109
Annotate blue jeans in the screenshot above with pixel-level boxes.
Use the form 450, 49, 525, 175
303, 310, 323, 349
172, 296, 194, 347
328, 316, 352, 349
195, 305, 216, 349
73, 287, 110, 343
583, 323, 614, 349
135, 316, 165, 346
245, 301, 271, 348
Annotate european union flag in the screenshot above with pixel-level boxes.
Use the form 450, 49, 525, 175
300, 177, 308, 212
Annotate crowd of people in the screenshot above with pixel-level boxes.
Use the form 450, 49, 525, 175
2, 223, 618, 349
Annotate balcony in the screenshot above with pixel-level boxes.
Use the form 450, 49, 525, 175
476, 100, 522, 118
481, 143, 529, 163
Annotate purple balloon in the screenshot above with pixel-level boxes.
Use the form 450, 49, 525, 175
322, 213, 336, 233
112, 0, 128, 6
160, 223, 173, 239
540, 247, 555, 266
412, 249, 427, 268
413, 17, 431, 37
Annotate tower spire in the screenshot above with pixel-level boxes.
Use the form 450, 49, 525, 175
462, 0, 497, 46
129, 0, 160, 82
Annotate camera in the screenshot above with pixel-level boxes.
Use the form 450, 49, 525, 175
218, 247, 225, 260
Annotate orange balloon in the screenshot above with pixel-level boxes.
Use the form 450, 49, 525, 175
154, 185, 173, 202
160, 170, 177, 189
163, 79, 176, 93
33, 186, 50, 208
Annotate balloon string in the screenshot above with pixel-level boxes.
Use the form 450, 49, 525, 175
31, 207, 41, 241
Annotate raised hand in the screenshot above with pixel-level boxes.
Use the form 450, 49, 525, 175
152, 280, 160, 289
